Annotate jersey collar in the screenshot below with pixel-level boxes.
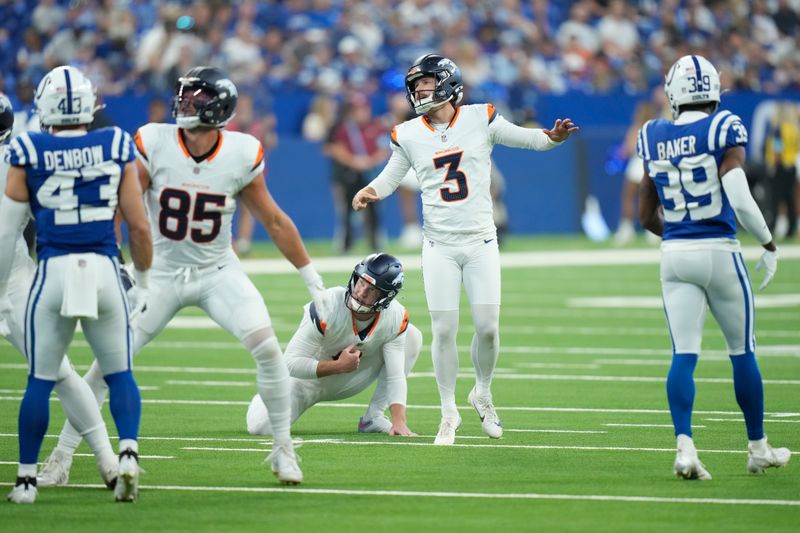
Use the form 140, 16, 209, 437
177, 129, 224, 163
675, 111, 709, 125
351, 311, 380, 340
421, 107, 461, 132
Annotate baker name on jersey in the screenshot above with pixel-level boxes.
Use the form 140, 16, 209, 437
656, 135, 697, 160
43, 145, 104, 171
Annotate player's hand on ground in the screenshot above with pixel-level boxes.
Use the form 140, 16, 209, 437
389, 423, 417, 437
756, 249, 777, 290
0, 295, 13, 336
337, 345, 361, 373
352, 187, 379, 211
543, 118, 579, 142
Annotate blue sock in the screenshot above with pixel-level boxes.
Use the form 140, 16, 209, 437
667, 354, 698, 437
730, 353, 764, 440
18, 376, 56, 465
104, 370, 141, 441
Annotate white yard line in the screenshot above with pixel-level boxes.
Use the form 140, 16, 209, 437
703, 418, 800, 424
605, 424, 706, 428
0, 481, 797, 506
504, 429, 608, 434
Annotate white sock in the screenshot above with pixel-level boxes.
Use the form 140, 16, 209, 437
55, 359, 109, 456
430, 310, 460, 418
676, 434, 697, 453
246, 394, 273, 436
252, 337, 292, 447
18, 464, 37, 478
119, 439, 138, 454
470, 304, 499, 398
749, 436, 768, 453
364, 374, 387, 421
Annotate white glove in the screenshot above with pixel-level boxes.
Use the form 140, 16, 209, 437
129, 287, 149, 323
0, 295, 13, 337
755, 249, 777, 290
120, 265, 150, 323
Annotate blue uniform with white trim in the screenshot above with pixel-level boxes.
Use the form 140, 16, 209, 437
637, 110, 748, 241
8, 127, 135, 259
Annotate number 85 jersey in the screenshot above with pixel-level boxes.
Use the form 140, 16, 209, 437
134, 123, 264, 267
637, 110, 748, 241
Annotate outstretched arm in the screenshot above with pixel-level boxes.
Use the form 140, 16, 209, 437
489, 115, 578, 150
353, 149, 412, 211
0, 167, 29, 298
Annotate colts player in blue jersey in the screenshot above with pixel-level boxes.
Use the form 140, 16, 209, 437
639, 55, 790, 480
0, 66, 153, 503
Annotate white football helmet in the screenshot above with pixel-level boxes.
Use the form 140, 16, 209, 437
664, 55, 720, 119
34, 65, 97, 127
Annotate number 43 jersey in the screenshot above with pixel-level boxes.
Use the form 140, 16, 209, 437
134, 123, 264, 267
8, 128, 134, 260
637, 110, 748, 241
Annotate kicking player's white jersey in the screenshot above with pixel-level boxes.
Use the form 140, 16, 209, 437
0, 145, 33, 273
376, 104, 559, 245
134, 123, 265, 268
286, 286, 409, 404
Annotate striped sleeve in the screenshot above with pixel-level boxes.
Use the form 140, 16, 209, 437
707, 110, 732, 152
390, 126, 400, 147
398, 309, 409, 336
111, 127, 136, 164
133, 128, 148, 162
636, 120, 652, 161
308, 302, 327, 335
718, 113, 748, 149
487, 103, 498, 124
8, 133, 38, 167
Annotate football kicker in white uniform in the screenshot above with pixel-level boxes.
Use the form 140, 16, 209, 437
0, 93, 121, 493
353, 54, 578, 445
0, 66, 153, 503
247, 253, 420, 437
43, 66, 327, 486
639, 55, 790, 480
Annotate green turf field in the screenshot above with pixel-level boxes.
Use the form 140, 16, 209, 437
1, 238, 798, 531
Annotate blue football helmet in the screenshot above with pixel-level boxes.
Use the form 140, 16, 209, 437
346, 253, 404, 313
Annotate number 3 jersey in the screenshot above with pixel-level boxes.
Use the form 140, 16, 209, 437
134, 123, 264, 268
8, 128, 135, 260
637, 109, 748, 242
373, 103, 559, 245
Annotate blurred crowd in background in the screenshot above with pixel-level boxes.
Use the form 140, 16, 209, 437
4, 0, 800, 118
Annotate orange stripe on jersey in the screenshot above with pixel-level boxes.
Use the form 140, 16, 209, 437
421, 115, 435, 132
176, 130, 191, 158
207, 131, 224, 162
351, 312, 381, 339
448, 107, 461, 128
487, 103, 497, 124
133, 130, 147, 160
399, 309, 409, 335
390, 127, 400, 147
251, 143, 264, 171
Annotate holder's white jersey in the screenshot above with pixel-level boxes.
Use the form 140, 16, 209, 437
286, 286, 410, 404
370, 103, 559, 245
134, 123, 265, 268
0, 144, 33, 272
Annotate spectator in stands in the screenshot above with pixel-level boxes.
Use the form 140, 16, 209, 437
326, 93, 388, 252
764, 102, 800, 239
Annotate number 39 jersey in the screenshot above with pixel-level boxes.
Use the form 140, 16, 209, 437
134, 123, 265, 267
390, 104, 498, 245
637, 110, 748, 241
8, 127, 135, 260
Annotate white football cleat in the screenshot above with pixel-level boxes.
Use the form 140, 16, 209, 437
673, 435, 711, 480
468, 387, 503, 439
433, 415, 462, 446
267, 444, 303, 485
114, 449, 140, 502
98, 457, 119, 490
37, 448, 73, 487
358, 415, 392, 434
7, 477, 37, 504
747, 439, 791, 474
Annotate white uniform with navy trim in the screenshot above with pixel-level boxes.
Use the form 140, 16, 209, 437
368, 103, 559, 310
7, 128, 135, 380
638, 110, 754, 355
131, 123, 270, 351
250, 287, 417, 428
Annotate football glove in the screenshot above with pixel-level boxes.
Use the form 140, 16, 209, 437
756, 249, 777, 291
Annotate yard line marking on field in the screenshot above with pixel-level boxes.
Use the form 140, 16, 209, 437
569, 294, 800, 309
73, 453, 174, 459
605, 424, 707, 428
0, 396, 795, 417
505, 429, 608, 434
407, 372, 800, 386
166, 380, 253, 387
704, 418, 800, 424
180, 442, 791, 455
1, 481, 798, 506
240, 245, 800, 274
